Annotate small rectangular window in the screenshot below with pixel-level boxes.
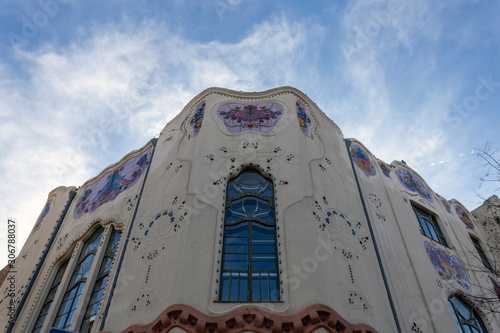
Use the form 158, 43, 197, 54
471, 237, 494, 271
413, 206, 448, 247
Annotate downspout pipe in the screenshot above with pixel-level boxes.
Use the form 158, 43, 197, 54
99, 138, 158, 331
345, 139, 402, 333
6, 189, 77, 333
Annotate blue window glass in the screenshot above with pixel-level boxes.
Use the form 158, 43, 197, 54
80, 229, 121, 333
448, 295, 487, 333
32, 261, 68, 333
413, 206, 447, 246
220, 170, 279, 302
53, 228, 103, 330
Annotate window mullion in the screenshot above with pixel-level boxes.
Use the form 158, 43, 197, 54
68, 226, 111, 332
248, 221, 253, 301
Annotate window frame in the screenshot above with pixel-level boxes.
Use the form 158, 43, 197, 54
412, 205, 448, 247
219, 169, 280, 303
448, 295, 488, 333
470, 236, 494, 272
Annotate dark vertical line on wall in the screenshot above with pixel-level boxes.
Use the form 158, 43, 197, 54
6, 189, 77, 333
99, 138, 157, 331
345, 139, 402, 333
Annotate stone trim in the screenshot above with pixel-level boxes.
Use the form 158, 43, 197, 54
101, 303, 378, 333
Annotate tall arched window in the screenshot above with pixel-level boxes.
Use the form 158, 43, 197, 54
53, 228, 104, 329
220, 170, 279, 302
448, 295, 487, 333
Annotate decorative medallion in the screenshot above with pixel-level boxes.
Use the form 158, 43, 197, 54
33, 198, 53, 232
350, 145, 376, 177
424, 241, 470, 292
379, 163, 391, 178
454, 205, 474, 229
441, 200, 452, 214
217, 103, 283, 133
74, 148, 152, 219
296, 101, 311, 135
396, 167, 433, 203
190, 102, 205, 136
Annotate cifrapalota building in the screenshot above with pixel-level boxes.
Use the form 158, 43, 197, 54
1, 87, 500, 333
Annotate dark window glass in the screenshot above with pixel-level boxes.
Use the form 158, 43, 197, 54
471, 237, 494, 272
80, 229, 121, 333
220, 170, 279, 302
413, 206, 447, 246
448, 295, 487, 333
32, 261, 68, 333
54, 228, 103, 330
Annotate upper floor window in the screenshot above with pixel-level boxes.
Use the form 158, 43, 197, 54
413, 206, 448, 246
220, 170, 279, 302
32, 261, 68, 333
53, 228, 104, 330
448, 295, 487, 333
470, 237, 494, 272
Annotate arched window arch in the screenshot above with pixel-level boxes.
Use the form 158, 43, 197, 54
220, 169, 279, 302
448, 295, 488, 333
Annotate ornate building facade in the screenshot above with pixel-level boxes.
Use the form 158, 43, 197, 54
1, 87, 499, 333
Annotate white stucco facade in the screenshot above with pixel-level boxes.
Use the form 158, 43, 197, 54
1, 87, 499, 333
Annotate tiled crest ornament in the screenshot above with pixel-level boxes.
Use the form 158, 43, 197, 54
190, 102, 205, 136
217, 103, 283, 133
74, 148, 152, 219
455, 204, 474, 229
33, 198, 53, 232
396, 167, 434, 203
379, 163, 391, 178
441, 200, 452, 214
350, 145, 376, 177
424, 241, 471, 292
296, 101, 311, 134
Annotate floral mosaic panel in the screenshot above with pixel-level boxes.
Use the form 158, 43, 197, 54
441, 200, 452, 214
190, 102, 205, 136
296, 101, 311, 135
33, 199, 53, 232
454, 204, 474, 229
379, 163, 391, 178
350, 145, 376, 177
74, 148, 152, 219
217, 103, 283, 133
396, 167, 433, 203
424, 241, 470, 292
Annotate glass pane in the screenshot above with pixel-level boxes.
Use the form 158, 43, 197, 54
223, 254, 248, 270
239, 273, 248, 301
229, 273, 239, 302
225, 208, 246, 223
225, 223, 248, 237
99, 256, 113, 275
107, 229, 121, 254
252, 224, 275, 237
82, 228, 104, 256
269, 273, 279, 301
252, 254, 276, 270
243, 197, 258, 215
225, 242, 248, 254
260, 273, 269, 301
254, 208, 275, 222
252, 273, 260, 301
221, 272, 230, 301
252, 238, 276, 253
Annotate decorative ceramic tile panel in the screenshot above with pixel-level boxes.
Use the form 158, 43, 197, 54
454, 204, 474, 229
350, 145, 376, 177
33, 198, 53, 232
296, 101, 311, 135
424, 241, 470, 292
217, 103, 283, 133
190, 102, 205, 136
74, 148, 152, 219
379, 163, 391, 178
441, 200, 452, 214
396, 167, 433, 203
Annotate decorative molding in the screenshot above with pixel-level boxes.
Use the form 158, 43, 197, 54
106, 303, 378, 333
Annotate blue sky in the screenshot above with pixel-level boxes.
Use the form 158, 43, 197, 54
1, 0, 499, 267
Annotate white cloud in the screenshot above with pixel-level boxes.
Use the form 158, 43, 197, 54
0, 16, 325, 267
